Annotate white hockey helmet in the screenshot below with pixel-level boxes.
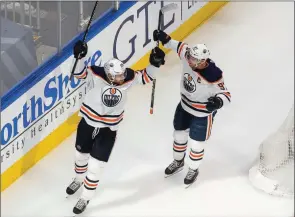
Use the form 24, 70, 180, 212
104, 58, 127, 84
186, 44, 210, 67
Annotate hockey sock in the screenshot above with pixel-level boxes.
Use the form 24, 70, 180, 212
75, 151, 90, 181
81, 156, 106, 200
187, 139, 206, 170
173, 130, 189, 160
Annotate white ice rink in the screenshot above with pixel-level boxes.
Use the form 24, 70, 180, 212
2, 2, 294, 217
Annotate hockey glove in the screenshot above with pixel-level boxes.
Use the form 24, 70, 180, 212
73, 40, 88, 59
153, 30, 171, 45
150, 47, 165, 68
206, 96, 223, 112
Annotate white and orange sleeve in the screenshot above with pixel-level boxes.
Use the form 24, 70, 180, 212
72, 59, 89, 80
212, 79, 232, 107
133, 64, 157, 85
164, 39, 188, 60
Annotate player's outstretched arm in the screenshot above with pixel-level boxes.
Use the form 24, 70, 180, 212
153, 30, 188, 60
131, 47, 166, 85
71, 40, 90, 80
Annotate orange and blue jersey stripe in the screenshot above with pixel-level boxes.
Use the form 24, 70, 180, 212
80, 103, 124, 126
177, 42, 187, 58
218, 92, 231, 102
73, 66, 88, 79
136, 69, 153, 84
181, 94, 211, 114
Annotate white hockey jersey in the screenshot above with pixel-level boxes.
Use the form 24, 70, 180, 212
73, 59, 157, 131
164, 39, 231, 117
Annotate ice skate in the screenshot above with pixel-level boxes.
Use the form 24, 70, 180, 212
66, 178, 83, 197
184, 168, 199, 188
72, 198, 89, 216
164, 158, 184, 178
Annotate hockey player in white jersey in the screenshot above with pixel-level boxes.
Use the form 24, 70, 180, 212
153, 30, 231, 187
65, 40, 165, 215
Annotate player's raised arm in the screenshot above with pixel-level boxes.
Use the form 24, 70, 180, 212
71, 40, 90, 80
131, 47, 166, 85
71, 40, 106, 80
153, 30, 188, 60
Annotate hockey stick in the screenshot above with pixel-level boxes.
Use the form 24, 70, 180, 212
150, 3, 178, 114
69, 1, 98, 80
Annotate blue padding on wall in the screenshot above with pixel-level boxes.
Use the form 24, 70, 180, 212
1, 1, 137, 111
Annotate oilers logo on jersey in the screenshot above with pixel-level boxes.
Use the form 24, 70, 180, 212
183, 73, 196, 93
102, 88, 122, 107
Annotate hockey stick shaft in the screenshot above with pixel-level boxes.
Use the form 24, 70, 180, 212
150, 3, 178, 114
149, 10, 163, 114
156, 10, 162, 48
70, 1, 98, 80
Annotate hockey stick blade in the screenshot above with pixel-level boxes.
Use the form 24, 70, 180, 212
160, 3, 178, 14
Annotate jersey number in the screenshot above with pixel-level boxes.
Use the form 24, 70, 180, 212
218, 82, 226, 90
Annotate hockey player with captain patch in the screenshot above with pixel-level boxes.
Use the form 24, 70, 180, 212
66, 40, 166, 215
153, 30, 232, 187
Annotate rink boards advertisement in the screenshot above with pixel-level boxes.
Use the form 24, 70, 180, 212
0, 1, 227, 191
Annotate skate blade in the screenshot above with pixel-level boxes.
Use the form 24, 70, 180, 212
72, 211, 80, 217
184, 183, 193, 189
164, 167, 184, 178
66, 184, 83, 199
184, 179, 197, 189
65, 192, 80, 200
65, 193, 74, 199
72, 210, 84, 216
